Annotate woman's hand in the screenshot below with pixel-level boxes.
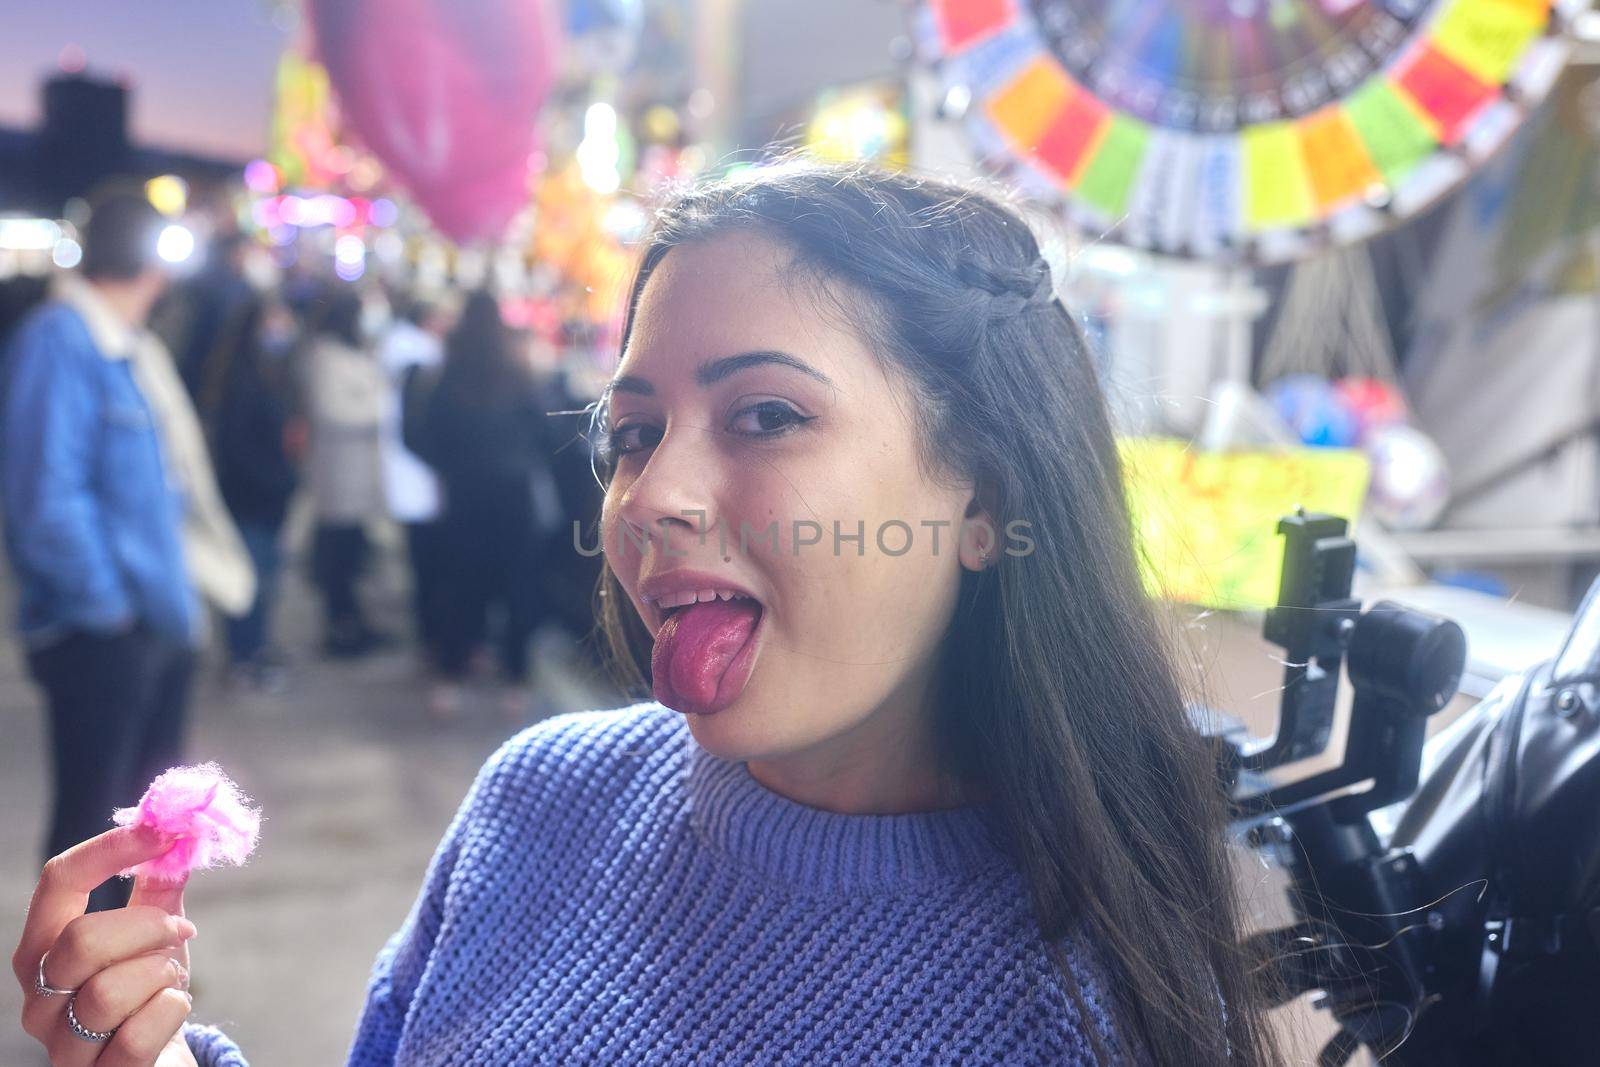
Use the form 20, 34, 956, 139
12, 824, 200, 1066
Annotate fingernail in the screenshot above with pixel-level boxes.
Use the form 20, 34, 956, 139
175, 917, 198, 940
184, 991, 193, 1007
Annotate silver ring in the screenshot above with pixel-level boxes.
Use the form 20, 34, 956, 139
33, 952, 77, 998
66, 994, 117, 1043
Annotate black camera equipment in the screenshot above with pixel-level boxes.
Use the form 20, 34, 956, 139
1209, 510, 1600, 1065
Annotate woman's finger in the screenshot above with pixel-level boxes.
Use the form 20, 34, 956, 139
126, 871, 192, 978
41, 907, 195, 993
17, 908, 193, 1046
51, 952, 189, 1060
95, 987, 194, 1067
11, 824, 179, 989
126, 871, 188, 918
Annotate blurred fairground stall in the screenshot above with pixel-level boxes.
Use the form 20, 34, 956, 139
3, 0, 1599, 648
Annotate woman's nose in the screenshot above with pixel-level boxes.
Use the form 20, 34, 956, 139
609, 425, 718, 559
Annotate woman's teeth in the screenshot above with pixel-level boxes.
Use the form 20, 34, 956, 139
648, 588, 754, 612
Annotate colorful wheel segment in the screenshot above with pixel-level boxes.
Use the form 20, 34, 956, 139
918, 0, 1580, 262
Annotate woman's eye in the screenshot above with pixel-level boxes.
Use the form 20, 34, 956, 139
596, 404, 810, 462
604, 422, 662, 457
729, 400, 812, 437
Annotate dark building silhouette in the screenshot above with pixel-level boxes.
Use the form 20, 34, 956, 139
0, 72, 241, 215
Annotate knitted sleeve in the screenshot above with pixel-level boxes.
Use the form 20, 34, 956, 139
183, 1022, 251, 1066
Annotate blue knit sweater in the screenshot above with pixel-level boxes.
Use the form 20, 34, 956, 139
183, 702, 1137, 1064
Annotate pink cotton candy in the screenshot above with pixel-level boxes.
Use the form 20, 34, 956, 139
112, 762, 261, 885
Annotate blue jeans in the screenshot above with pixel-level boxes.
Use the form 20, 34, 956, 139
226, 519, 283, 665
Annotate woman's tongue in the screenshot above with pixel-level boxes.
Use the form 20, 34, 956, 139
651, 598, 761, 714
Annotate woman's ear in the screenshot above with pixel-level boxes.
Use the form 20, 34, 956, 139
957, 481, 1001, 573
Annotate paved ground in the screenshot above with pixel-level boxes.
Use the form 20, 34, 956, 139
0, 536, 1349, 1063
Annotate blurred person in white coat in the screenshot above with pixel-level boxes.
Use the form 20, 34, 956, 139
304, 288, 392, 657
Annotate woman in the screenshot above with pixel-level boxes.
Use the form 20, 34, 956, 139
211, 296, 303, 690
14, 163, 1279, 1065
303, 289, 392, 658
417, 289, 553, 720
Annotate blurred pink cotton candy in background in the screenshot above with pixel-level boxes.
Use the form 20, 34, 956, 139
112, 762, 262, 885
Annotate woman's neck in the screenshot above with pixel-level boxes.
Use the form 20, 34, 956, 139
743, 695, 980, 815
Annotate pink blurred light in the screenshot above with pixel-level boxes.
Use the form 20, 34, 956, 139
329, 197, 358, 228
244, 160, 281, 194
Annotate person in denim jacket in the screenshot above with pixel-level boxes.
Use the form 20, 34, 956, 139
3, 193, 213, 914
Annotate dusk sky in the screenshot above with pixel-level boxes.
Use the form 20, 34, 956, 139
0, 1, 293, 160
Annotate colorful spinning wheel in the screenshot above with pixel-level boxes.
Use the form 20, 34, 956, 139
918, 0, 1583, 262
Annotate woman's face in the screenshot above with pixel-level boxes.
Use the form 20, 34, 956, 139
601, 231, 990, 766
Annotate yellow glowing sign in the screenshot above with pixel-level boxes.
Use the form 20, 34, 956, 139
270, 49, 338, 189
806, 84, 908, 168
1119, 437, 1371, 609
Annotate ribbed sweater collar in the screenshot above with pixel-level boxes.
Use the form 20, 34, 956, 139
684, 735, 1011, 896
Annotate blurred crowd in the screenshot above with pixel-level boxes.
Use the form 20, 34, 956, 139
170, 238, 604, 707
0, 193, 605, 909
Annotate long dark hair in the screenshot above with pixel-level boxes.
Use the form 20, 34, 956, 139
438, 288, 532, 403
200, 296, 294, 430
590, 161, 1281, 1066
309, 289, 363, 348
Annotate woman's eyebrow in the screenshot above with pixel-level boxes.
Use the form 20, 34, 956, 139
609, 375, 654, 396
695, 350, 834, 387
606, 350, 834, 397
